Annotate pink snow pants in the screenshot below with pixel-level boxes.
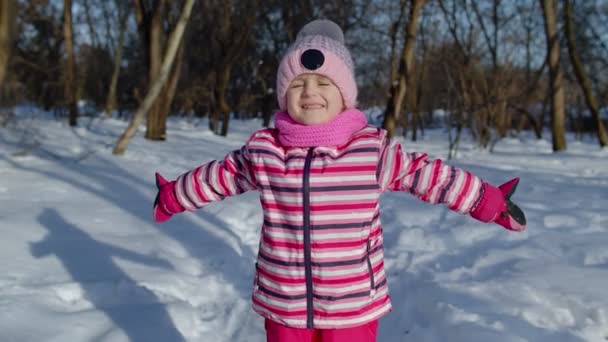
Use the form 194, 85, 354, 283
265, 319, 379, 342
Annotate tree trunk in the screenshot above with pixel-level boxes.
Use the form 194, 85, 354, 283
408, 60, 421, 141
82, 0, 99, 47
540, 0, 567, 151
208, 1, 257, 136
383, 0, 426, 138
164, 41, 185, 114
113, 0, 195, 155
217, 65, 232, 136
136, 0, 187, 141
387, 0, 408, 92
0, 0, 16, 88
63, 0, 78, 127
564, 0, 607, 147
509, 104, 543, 139
262, 92, 274, 127
411, 105, 419, 141
104, 5, 130, 116
144, 0, 166, 140
209, 103, 219, 133
150, 41, 184, 139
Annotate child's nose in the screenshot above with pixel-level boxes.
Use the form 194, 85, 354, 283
302, 82, 316, 97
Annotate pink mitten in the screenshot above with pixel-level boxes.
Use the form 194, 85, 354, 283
471, 178, 527, 231
153, 173, 185, 222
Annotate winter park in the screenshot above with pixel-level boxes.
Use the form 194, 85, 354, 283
1, 1, 608, 342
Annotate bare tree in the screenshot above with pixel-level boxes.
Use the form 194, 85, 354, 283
564, 0, 607, 147
540, 0, 567, 151
281, 0, 315, 42
385, 0, 408, 132
410, 4, 436, 141
104, 1, 131, 116
382, 0, 426, 138
63, 0, 78, 126
437, 0, 486, 149
82, 0, 100, 47
113, 0, 195, 155
442, 58, 465, 160
470, 0, 519, 146
509, 0, 546, 139
206, 0, 258, 136
131, 0, 187, 141
0, 0, 16, 89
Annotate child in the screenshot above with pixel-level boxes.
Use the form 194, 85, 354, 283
153, 19, 526, 342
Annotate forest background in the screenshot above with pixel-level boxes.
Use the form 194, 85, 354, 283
1, 0, 607, 155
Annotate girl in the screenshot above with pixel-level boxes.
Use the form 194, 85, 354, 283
153, 19, 526, 342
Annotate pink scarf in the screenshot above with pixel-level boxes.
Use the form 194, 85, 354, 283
274, 109, 368, 147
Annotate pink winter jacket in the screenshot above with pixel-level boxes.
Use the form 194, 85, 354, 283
174, 126, 483, 329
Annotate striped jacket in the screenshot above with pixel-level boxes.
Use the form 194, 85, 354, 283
174, 125, 484, 329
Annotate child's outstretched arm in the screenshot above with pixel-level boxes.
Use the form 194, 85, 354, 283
153, 144, 257, 222
377, 136, 526, 231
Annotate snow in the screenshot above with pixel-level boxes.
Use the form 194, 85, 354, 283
1, 109, 607, 342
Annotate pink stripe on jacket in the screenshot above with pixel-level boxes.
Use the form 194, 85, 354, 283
174, 126, 483, 329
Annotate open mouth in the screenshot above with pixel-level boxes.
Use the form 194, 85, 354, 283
301, 104, 324, 110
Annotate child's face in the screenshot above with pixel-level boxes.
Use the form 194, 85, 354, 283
286, 74, 344, 125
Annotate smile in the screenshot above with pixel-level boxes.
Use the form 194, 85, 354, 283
302, 104, 324, 109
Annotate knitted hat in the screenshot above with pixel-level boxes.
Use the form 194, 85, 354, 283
276, 19, 357, 111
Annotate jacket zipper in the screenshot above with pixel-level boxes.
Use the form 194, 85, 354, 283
303, 147, 315, 329
366, 240, 376, 294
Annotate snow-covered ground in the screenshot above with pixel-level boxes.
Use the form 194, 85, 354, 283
1, 108, 607, 342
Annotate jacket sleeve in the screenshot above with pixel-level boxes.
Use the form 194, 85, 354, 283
377, 136, 483, 214
174, 144, 258, 211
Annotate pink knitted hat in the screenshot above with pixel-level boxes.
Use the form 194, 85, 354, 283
276, 19, 357, 111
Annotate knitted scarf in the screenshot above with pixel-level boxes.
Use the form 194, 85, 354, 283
274, 109, 368, 147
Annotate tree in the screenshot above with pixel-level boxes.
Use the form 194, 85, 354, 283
564, 0, 607, 148
113, 0, 195, 155
540, 0, 567, 151
206, 0, 258, 136
0, 0, 16, 89
132, 0, 187, 141
63, 0, 78, 126
437, 0, 483, 151
470, 0, 519, 146
104, 1, 131, 116
13, 1, 64, 110
382, 0, 426, 138
509, 0, 546, 139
